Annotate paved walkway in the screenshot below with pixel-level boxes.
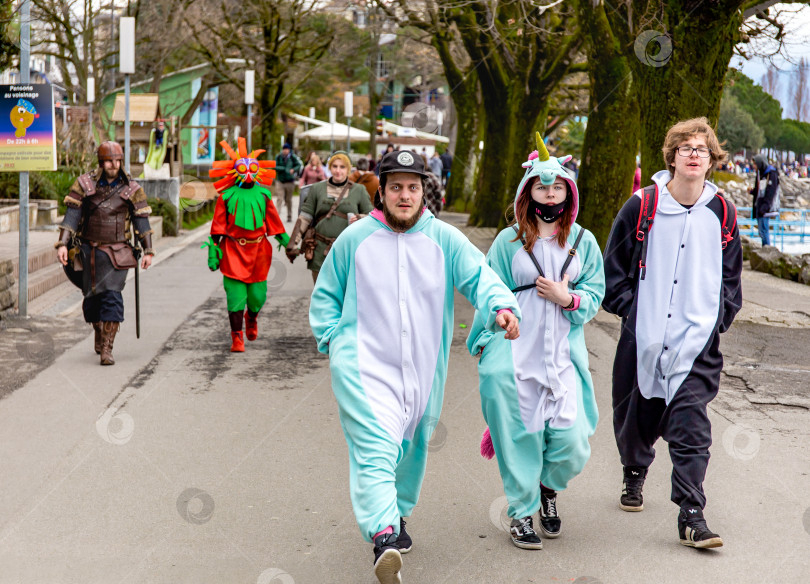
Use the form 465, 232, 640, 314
0, 210, 807, 583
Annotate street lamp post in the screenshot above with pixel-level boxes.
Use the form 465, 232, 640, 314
245, 70, 254, 151
119, 17, 135, 175
307, 106, 315, 133
18, 0, 31, 316
329, 107, 336, 152
87, 77, 95, 145
344, 91, 353, 153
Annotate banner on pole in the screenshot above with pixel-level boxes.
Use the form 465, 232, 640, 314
0, 84, 56, 172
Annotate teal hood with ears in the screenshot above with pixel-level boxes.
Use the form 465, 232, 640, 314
514, 132, 579, 226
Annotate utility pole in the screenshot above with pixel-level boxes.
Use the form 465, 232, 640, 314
18, 0, 31, 316
245, 70, 255, 152
119, 17, 135, 174
345, 91, 353, 153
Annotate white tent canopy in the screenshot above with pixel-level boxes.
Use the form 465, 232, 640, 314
298, 123, 370, 141
381, 120, 449, 144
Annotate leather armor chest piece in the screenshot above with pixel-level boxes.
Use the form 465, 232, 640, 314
82, 183, 131, 243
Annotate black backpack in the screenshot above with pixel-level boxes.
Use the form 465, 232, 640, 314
630, 184, 736, 281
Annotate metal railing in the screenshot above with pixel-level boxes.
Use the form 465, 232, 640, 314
737, 207, 810, 249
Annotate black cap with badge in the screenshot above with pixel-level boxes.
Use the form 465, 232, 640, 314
378, 150, 428, 177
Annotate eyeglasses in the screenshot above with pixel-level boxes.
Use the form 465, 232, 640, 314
676, 146, 712, 158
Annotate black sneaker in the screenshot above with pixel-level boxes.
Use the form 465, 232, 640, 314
397, 518, 412, 553
373, 532, 402, 584
539, 486, 561, 538
678, 507, 724, 549
620, 466, 648, 512
510, 516, 543, 550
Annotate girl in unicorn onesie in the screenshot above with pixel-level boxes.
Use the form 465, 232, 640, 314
468, 133, 605, 550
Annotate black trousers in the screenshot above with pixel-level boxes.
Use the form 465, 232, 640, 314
613, 331, 721, 510
82, 290, 124, 323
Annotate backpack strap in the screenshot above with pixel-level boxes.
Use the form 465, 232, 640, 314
510, 224, 545, 293
629, 184, 658, 281
559, 225, 585, 280
715, 192, 736, 249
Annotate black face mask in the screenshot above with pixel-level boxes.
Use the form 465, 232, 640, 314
529, 199, 567, 223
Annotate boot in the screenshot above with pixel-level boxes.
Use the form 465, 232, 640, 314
230, 331, 245, 352
92, 322, 102, 354
100, 321, 119, 366
245, 309, 259, 341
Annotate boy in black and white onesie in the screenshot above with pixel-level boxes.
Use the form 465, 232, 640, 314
602, 117, 743, 549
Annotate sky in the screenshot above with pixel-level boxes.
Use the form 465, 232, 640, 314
736, 3, 810, 119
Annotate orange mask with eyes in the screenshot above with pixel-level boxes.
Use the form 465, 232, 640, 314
234, 157, 260, 185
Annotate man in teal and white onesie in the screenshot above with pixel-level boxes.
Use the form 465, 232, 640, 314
468, 135, 604, 550
310, 151, 521, 584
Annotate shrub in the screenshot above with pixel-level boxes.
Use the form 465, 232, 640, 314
148, 197, 178, 237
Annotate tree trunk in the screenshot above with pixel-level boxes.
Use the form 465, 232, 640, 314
444, 84, 482, 211
431, 35, 482, 211
576, 1, 640, 247
627, 7, 743, 184
469, 87, 545, 228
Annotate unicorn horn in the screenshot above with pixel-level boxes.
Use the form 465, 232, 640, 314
535, 131, 550, 162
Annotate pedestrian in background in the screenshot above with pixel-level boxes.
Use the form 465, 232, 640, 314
55, 142, 154, 366
274, 142, 303, 222
440, 149, 453, 187
428, 151, 443, 178
299, 152, 326, 187
750, 153, 780, 247
349, 157, 380, 206
422, 170, 443, 216
286, 152, 371, 283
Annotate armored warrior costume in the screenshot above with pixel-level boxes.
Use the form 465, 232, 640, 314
56, 141, 154, 366
204, 138, 289, 352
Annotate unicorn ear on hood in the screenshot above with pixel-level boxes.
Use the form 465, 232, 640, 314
557, 155, 572, 165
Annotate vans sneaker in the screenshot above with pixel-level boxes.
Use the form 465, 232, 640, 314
678, 507, 723, 549
510, 516, 543, 550
620, 466, 647, 511
397, 518, 412, 553
373, 532, 402, 584
539, 486, 561, 538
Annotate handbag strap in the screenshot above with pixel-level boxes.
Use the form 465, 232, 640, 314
314, 181, 353, 228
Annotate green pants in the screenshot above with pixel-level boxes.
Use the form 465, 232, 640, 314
223, 277, 267, 313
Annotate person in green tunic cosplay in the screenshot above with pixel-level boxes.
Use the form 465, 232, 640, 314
203, 138, 290, 352
286, 152, 373, 282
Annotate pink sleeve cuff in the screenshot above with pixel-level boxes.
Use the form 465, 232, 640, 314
563, 294, 580, 311
496, 308, 513, 315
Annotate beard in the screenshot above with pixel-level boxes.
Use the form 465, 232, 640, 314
383, 198, 423, 232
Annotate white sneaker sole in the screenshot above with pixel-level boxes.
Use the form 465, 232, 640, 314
539, 525, 561, 539
374, 548, 402, 584
510, 536, 543, 550
680, 536, 723, 549
619, 503, 644, 512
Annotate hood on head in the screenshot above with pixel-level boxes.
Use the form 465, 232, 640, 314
753, 154, 768, 173
514, 132, 578, 225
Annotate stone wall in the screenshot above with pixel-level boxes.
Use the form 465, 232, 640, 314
745, 235, 810, 285
717, 175, 810, 211
0, 259, 16, 314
